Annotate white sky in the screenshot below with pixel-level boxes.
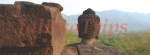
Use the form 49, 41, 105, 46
0, 0, 150, 15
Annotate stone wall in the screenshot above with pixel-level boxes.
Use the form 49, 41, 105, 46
0, 1, 66, 55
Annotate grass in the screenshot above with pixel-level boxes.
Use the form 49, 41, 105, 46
65, 31, 150, 55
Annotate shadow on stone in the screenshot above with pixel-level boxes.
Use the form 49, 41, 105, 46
0, 46, 45, 54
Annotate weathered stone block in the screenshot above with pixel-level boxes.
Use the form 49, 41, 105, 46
42, 2, 63, 12
0, 1, 66, 55
61, 44, 124, 55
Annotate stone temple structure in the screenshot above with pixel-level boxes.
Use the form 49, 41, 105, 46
61, 8, 125, 55
0, 1, 66, 55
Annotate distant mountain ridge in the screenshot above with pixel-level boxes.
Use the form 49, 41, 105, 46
62, 10, 150, 32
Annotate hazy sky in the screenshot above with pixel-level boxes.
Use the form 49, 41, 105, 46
0, 0, 150, 15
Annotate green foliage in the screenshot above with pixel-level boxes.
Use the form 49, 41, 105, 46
65, 31, 150, 55
65, 32, 81, 45
112, 31, 150, 55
